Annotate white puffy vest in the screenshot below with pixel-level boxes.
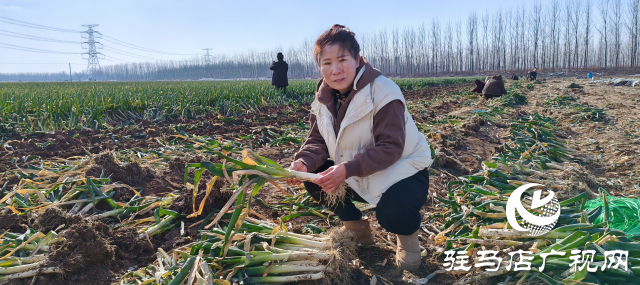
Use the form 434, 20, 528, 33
310, 67, 433, 205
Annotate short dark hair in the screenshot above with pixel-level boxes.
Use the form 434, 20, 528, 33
277, 52, 284, 60
314, 24, 360, 65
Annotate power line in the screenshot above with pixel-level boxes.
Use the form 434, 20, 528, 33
101, 58, 127, 63
101, 35, 196, 55
102, 46, 161, 60
0, 29, 82, 44
0, 62, 85, 65
0, 43, 82, 54
0, 28, 159, 60
1, 16, 195, 58
102, 55, 136, 63
0, 16, 81, 33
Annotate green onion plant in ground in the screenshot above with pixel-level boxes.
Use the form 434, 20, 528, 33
430, 109, 640, 284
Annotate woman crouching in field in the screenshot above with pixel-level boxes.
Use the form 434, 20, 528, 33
287, 24, 433, 272
482, 75, 508, 100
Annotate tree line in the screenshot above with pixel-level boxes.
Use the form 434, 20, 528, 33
2, 0, 639, 82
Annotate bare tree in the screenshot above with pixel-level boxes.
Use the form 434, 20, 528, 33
532, 3, 543, 68
455, 20, 464, 72
380, 29, 390, 74
562, 1, 572, 70
431, 19, 441, 75
404, 27, 417, 75
611, 0, 623, 68
416, 23, 427, 74
507, 7, 519, 71
391, 28, 400, 74
443, 21, 455, 72
582, 0, 593, 70
628, 0, 640, 67
467, 12, 478, 72
519, 6, 528, 70
597, 0, 611, 71
481, 12, 490, 70
570, 0, 583, 69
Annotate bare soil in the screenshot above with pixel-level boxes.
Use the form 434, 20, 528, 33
1, 76, 638, 284
9, 208, 156, 285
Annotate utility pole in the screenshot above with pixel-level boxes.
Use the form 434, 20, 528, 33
69, 63, 72, 82
203, 48, 212, 65
81, 24, 104, 79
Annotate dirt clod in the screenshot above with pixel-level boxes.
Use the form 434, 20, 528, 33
462, 116, 487, 132
87, 151, 156, 186
169, 177, 231, 215
554, 125, 575, 139
432, 153, 470, 175
110, 227, 155, 263
34, 207, 83, 233
0, 214, 27, 232
27, 207, 157, 285
50, 220, 115, 274
434, 126, 463, 148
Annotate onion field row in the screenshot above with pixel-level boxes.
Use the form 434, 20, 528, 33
0, 77, 480, 134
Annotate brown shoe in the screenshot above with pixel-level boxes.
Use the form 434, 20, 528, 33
342, 219, 375, 245
396, 230, 421, 272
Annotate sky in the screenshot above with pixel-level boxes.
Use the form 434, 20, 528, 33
1, 0, 521, 73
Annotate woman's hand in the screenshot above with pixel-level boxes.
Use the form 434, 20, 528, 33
313, 164, 347, 192
286, 160, 308, 186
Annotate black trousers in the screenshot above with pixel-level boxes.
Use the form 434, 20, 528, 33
304, 161, 429, 235
275, 86, 287, 94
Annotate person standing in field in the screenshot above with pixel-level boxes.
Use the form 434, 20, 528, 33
531, 67, 538, 81
270, 52, 289, 94
482, 75, 508, 100
287, 24, 432, 272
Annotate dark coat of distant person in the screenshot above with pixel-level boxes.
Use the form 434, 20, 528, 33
472, 79, 485, 93
270, 56, 289, 87
482, 75, 508, 99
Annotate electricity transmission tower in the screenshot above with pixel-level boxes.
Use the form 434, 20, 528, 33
81, 24, 104, 78
203, 48, 212, 65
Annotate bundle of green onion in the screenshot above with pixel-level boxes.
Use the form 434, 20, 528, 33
428, 112, 640, 284
0, 230, 63, 282
120, 214, 354, 284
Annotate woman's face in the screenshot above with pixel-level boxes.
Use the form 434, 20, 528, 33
319, 44, 359, 94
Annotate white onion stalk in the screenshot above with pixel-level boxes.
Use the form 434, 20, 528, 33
246, 272, 324, 283
220, 252, 330, 265
0, 262, 45, 274
278, 232, 331, 242
88, 208, 125, 220
139, 216, 175, 239
244, 264, 326, 276
231, 168, 320, 182
221, 150, 321, 182
0, 267, 61, 281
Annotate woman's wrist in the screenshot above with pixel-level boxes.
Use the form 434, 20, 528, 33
342, 160, 363, 179
294, 157, 314, 172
